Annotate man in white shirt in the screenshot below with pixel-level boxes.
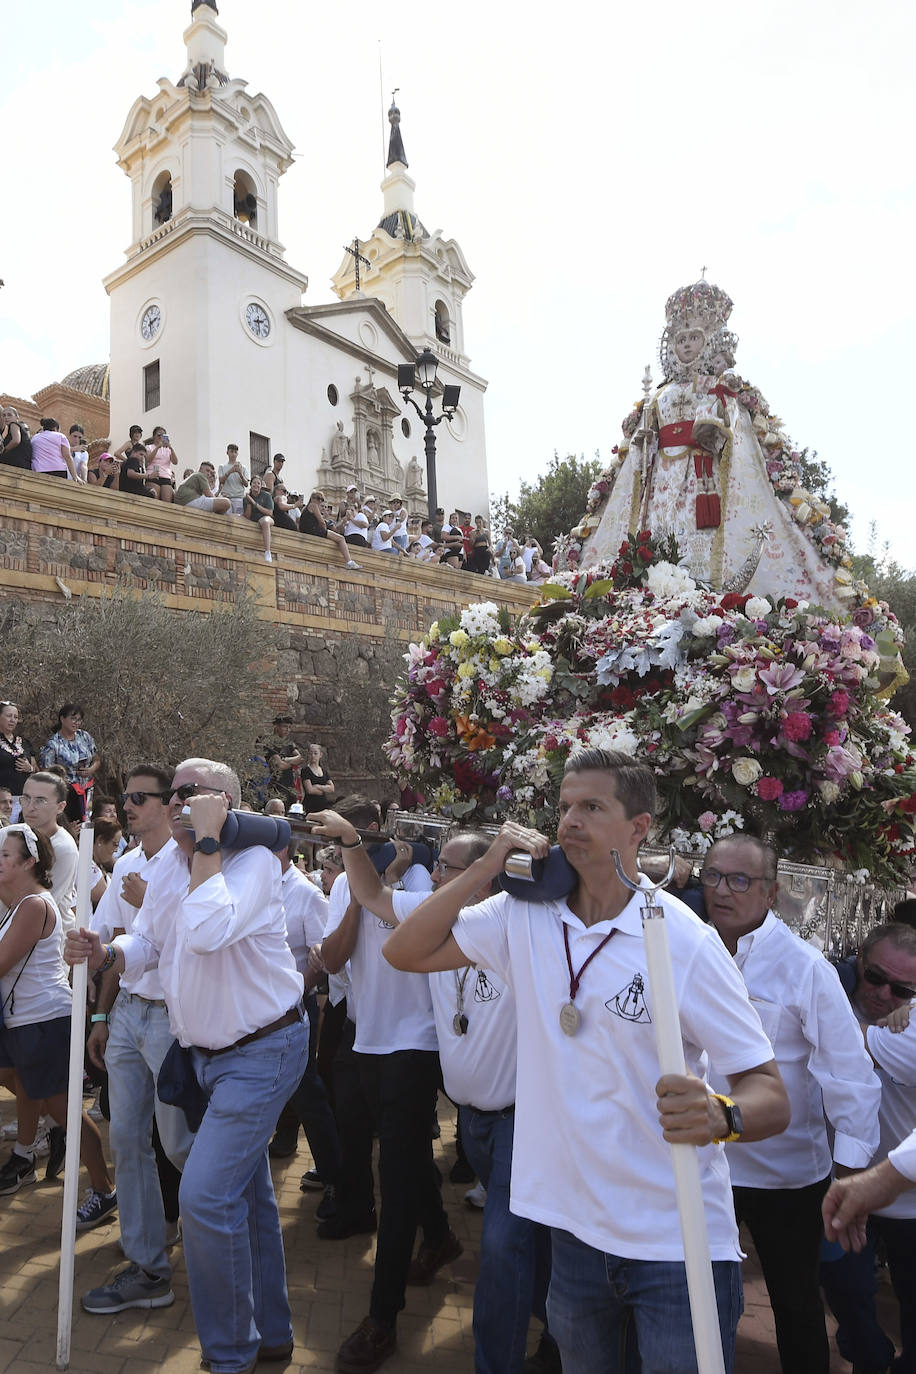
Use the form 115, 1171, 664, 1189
825, 1125, 916, 1251
81, 765, 197, 1312
19, 771, 78, 930
65, 757, 308, 1374
322, 819, 559, 1374
703, 835, 881, 1374
383, 748, 790, 1374
218, 443, 249, 515
820, 922, 916, 1374
312, 797, 458, 1374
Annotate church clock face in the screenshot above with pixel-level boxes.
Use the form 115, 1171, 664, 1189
140, 304, 161, 340
245, 303, 271, 339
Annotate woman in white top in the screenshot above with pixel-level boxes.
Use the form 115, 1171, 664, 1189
0, 825, 114, 1201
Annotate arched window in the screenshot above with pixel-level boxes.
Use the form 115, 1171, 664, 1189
434, 299, 451, 345
233, 170, 258, 227
152, 171, 173, 227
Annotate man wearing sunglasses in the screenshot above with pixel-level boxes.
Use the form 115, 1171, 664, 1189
820, 921, 916, 1374
702, 835, 881, 1374
81, 765, 195, 1303
66, 756, 308, 1374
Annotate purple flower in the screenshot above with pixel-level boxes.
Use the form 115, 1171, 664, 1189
716, 623, 736, 645
779, 790, 809, 812
852, 606, 875, 629
496, 785, 514, 802
759, 662, 806, 694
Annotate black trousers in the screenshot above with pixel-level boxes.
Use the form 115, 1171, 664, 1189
357, 1048, 449, 1327
733, 1175, 832, 1374
331, 1018, 375, 1218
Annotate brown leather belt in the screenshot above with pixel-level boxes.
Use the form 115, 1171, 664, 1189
196, 1006, 302, 1058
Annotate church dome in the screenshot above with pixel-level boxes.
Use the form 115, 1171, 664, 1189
60, 363, 110, 400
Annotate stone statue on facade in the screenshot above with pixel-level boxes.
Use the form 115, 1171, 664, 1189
330, 420, 352, 468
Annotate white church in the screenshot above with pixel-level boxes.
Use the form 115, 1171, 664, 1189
104, 0, 490, 518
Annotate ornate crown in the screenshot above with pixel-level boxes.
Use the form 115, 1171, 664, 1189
665, 279, 733, 334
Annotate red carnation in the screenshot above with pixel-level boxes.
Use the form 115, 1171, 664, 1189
757, 776, 784, 801
784, 597, 799, 609
721, 593, 751, 611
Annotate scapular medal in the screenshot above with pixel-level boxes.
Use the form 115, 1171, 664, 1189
561, 922, 618, 1036
453, 968, 471, 1036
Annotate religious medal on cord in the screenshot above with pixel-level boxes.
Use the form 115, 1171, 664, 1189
560, 924, 617, 1035
453, 967, 471, 1036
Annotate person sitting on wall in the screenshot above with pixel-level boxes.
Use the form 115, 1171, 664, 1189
175, 463, 232, 516
299, 491, 361, 570
242, 475, 275, 563
118, 444, 157, 499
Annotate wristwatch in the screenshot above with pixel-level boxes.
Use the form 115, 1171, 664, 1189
709, 1092, 744, 1143
193, 836, 222, 856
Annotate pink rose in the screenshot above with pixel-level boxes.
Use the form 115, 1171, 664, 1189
698, 811, 717, 832
757, 777, 784, 801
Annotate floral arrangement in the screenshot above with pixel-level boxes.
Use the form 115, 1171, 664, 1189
386, 544, 915, 884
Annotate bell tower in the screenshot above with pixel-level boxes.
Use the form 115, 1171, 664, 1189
104, 0, 308, 459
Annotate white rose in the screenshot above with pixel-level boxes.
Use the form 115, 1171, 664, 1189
731, 758, 763, 786
732, 666, 758, 692
744, 596, 772, 619
818, 781, 840, 804
692, 616, 721, 637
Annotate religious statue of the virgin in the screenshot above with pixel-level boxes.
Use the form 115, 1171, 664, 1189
577, 279, 856, 611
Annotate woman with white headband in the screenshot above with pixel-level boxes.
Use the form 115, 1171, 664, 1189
0, 824, 115, 1211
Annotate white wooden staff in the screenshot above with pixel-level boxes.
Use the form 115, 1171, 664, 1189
613, 849, 726, 1374
56, 822, 94, 1370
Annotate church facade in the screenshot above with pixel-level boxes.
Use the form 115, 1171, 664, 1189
104, 0, 489, 518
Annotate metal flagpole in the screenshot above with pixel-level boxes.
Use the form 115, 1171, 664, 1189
56, 823, 95, 1369
612, 850, 726, 1374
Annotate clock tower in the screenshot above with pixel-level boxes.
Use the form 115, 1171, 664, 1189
104, 0, 308, 458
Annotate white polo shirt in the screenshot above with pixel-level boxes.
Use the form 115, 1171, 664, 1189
91, 838, 178, 1000
50, 826, 79, 932
710, 912, 880, 1187
324, 868, 437, 1054
865, 1021, 916, 1219
392, 890, 516, 1110
453, 881, 774, 1262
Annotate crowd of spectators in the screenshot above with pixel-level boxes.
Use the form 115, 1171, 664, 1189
1, 414, 553, 581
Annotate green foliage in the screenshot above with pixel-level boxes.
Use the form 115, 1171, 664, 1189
490, 451, 604, 556
851, 531, 916, 731
0, 582, 279, 792
328, 622, 405, 792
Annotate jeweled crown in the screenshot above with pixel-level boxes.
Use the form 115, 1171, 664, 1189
665, 280, 733, 334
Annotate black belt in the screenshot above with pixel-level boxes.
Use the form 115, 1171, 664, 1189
196, 1006, 302, 1058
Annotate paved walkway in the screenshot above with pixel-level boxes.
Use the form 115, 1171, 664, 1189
0, 1097, 900, 1372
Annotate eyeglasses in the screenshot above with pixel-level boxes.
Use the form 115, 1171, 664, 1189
122, 790, 169, 806
861, 962, 916, 1001
435, 859, 468, 875
700, 868, 769, 894
169, 783, 217, 802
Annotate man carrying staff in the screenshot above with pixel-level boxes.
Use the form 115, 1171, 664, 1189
66, 756, 308, 1374
383, 748, 791, 1374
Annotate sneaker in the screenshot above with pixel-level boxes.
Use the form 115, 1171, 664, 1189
448, 1157, 475, 1184
299, 1168, 324, 1191
75, 1187, 118, 1232
317, 1207, 377, 1241
523, 1331, 563, 1373
345, 560, 361, 570
335, 1316, 396, 1373
45, 1127, 66, 1181
31, 1127, 51, 1159
0, 1151, 36, 1196
316, 1184, 337, 1220
464, 1181, 487, 1210
264, 551, 273, 563
81, 1262, 175, 1314
407, 1227, 463, 1285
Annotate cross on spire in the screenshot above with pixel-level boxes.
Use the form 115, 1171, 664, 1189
343, 238, 371, 292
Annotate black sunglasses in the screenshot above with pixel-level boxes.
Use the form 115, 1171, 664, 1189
862, 962, 916, 1001
169, 783, 222, 803
122, 790, 169, 806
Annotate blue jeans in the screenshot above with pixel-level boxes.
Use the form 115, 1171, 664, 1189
822, 1213, 916, 1372
460, 1104, 551, 1374
183, 1020, 308, 1373
547, 1226, 743, 1374
106, 992, 196, 1279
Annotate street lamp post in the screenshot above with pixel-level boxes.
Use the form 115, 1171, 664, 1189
398, 346, 460, 520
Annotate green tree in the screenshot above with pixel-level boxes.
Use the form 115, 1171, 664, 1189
491, 451, 603, 557
851, 535, 916, 731
0, 582, 280, 792
794, 449, 850, 527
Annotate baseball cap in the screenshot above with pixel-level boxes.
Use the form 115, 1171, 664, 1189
346, 483, 358, 492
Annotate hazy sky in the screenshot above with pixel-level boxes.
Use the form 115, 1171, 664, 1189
2, 0, 913, 565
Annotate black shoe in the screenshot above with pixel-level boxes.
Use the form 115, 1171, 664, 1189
524, 1331, 563, 1373
46, 1127, 66, 1182
448, 1157, 475, 1184
407, 1228, 463, 1284
316, 1184, 338, 1220
268, 1130, 298, 1159
318, 1208, 377, 1241
0, 1152, 36, 1196
335, 1316, 396, 1373
299, 1168, 324, 1191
